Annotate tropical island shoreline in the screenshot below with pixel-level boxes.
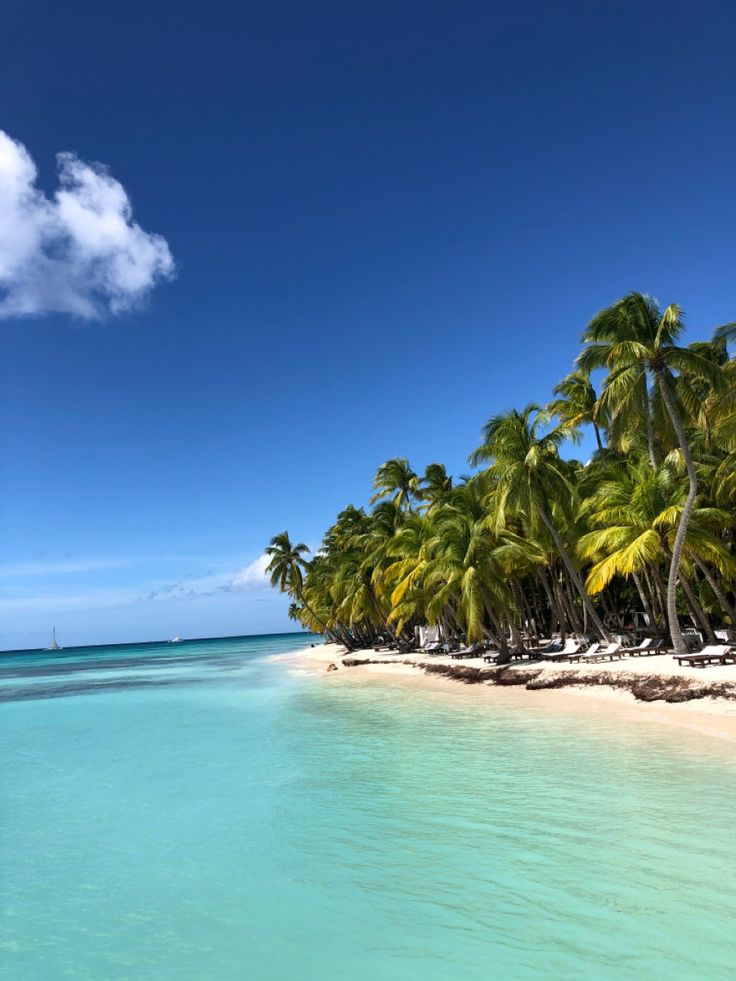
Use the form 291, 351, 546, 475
264, 294, 736, 754
278, 642, 736, 745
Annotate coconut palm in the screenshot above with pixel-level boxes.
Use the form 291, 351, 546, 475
382, 513, 435, 632
267, 295, 734, 657
418, 463, 453, 511
369, 458, 419, 510
424, 481, 517, 646
470, 405, 611, 640
549, 370, 606, 452
579, 458, 733, 613
578, 293, 725, 654
265, 531, 331, 636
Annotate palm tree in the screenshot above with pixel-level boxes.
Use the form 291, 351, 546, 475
578, 292, 725, 654
265, 531, 330, 636
424, 481, 517, 646
267, 297, 734, 657
418, 463, 453, 511
470, 405, 611, 641
549, 370, 606, 451
369, 458, 419, 511
383, 512, 435, 632
579, 458, 733, 627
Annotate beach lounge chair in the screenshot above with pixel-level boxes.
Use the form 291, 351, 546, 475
544, 639, 582, 662
488, 639, 557, 663
483, 646, 519, 664
509, 647, 543, 660
580, 642, 623, 662
621, 637, 652, 656
565, 642, 599, 662
450, 642, 485, 659
623, 638, 665, 657
673, 645, 736, 668
529, 639, 562, 657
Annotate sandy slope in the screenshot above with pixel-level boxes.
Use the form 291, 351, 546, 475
279, 643, 736, 745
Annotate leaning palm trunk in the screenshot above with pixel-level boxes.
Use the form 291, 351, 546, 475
656, 370, 698, 656
551, 576, 570, 638
678, 574, 717, 644
560, 571, 585, 634
642, 565, 664, 626
538, 567, 563, 636
632, 571, 657, 631
651, 565, 669, 629
296, 589, 332, 639
537, 505, 611, 641
690, 553, 736, 630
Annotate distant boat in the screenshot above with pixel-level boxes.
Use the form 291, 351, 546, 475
168, 636, 183, 644
47, 627, 62, 651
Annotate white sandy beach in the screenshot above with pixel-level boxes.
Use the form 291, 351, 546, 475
276, 642, 736, 745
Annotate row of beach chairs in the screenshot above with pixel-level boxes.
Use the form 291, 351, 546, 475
414, 636, 736, 670
480, 637, 662, 664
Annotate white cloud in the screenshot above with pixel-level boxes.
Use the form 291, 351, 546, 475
0, 130, 174, 319
145, 555, 272, 601
226, 554, 271, 592
142, 555, 271, 602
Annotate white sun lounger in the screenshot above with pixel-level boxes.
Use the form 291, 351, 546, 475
581, 642, 623, 662
673, 645, 736, 668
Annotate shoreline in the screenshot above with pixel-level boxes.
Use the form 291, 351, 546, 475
278, 642, 736, 746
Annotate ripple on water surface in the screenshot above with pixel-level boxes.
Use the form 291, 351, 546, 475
1, 635, 735, 980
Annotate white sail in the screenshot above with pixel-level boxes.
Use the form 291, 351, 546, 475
47, 627, 61, 651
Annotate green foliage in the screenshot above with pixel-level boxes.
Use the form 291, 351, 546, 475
267, 295, 736, 648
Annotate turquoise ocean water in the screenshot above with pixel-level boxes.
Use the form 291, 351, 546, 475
2, 632, 735, 980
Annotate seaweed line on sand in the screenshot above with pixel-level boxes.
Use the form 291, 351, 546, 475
339, 657, 736, 704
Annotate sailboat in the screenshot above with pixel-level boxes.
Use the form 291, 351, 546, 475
47, 627, 62, 651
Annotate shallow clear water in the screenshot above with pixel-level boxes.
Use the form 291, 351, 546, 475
2, 634, 735, 980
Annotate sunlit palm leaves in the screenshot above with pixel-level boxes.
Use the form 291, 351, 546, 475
266, 296, 735, 652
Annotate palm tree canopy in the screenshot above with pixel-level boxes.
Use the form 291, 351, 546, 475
266, 294, 735, 652
369, 457, 419, 510
265, 531, 310, 595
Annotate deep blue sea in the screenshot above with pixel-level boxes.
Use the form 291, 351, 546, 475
2, 633, 735, 980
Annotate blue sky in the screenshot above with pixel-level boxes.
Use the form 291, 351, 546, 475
1, 0, 734, 649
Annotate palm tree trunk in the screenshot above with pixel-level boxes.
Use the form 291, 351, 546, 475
651, 565, 669, 630
531, 578, 546, 637
656, 369, 698, 656
331, 622, 353, 651
594, 422, 604, 452
642, 565, 663, 626
511, 578, 533, 632
690, 553, 736, 626
296, 588, 332, 639
551, 575, 569, 639
508, 616, 525, 650
537, 505, 612, 641
644, 374, 657, 468
679, 574, 717, 644
560, 573, 585, 634
480, 591, 507, 653
537, 568, 560, 636
632, 571, 656, 632
367, 590, 397, 644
